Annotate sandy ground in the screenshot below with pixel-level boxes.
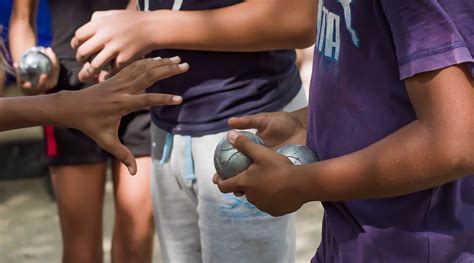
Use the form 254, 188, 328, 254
0, 177, 323, 263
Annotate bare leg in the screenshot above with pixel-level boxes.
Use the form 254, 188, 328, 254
111, 157, 154, 263
51, 163, 107, 263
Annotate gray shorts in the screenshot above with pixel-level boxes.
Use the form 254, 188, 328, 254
151, 89, 307, 263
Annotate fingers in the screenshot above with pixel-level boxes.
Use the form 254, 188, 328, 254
97, 70, 111, 83
36, 74, 49, 90
214, 173, 247, 194
228, 114, 270, 131
71, 22, 96, 50
123, 93, 183, 113
22, 81, 33, 90
112, 57, 176, 81
130, 60, 189, 93
78, 48, 116, 82
78, 62, 99, 82
99, 136, 138, 175
75, 34, 107, 63
44, 47, 59, 65
227, 130, 271, 163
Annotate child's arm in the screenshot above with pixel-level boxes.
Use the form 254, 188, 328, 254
215, 65, 474, 216
71, 0, 317, 81
0, 58, 188, 174
8, 0, 37, 63
9, 0, 60, 95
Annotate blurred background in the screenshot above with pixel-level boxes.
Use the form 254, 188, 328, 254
0, 1, 322, 262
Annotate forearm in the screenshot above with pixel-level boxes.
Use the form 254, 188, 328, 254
295, 120, 474, 202
9, 1, 38, 62
0, 93, 61, 131
146, 0, 317, 52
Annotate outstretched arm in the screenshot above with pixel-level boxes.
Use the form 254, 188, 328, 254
0, 57, 188, 174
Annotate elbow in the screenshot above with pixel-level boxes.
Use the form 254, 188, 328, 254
286, 15, 317, 49
291, 26, 316, 49
267, 6, 316, 49
440, 134, 474, 175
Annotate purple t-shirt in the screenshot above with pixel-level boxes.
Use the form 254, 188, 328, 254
308, 1, 474, 262
138, 0, 301, 136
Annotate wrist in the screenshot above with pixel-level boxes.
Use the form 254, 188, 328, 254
145, 10, 171, 50
288, 165, 315, 206
290, 107, 308, 129
46, 91, 72, 127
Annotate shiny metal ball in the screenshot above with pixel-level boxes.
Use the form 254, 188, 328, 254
214, 131, 264, 180
18, 47, 52, 86
276, 144, 319, 165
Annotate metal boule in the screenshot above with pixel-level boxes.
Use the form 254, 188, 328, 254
18, 46, 52, 87
214, 131, 264, 180
276, 144, 319, 165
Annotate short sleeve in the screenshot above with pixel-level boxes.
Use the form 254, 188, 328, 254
380, 0, 474, 79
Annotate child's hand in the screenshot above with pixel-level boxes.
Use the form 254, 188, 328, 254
71, 10, 155, 82
213, 130, 305, 217
15, 47, 60, 95
228, 111, 307, 149
56, 57, 189, 174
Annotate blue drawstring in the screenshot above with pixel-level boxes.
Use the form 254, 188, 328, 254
159, 132, 173, 165
159, 133, 196, 182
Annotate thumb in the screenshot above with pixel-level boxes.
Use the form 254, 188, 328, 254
228, 113, 270, 131
98, 135, 137, 175
227, 130, 270, 163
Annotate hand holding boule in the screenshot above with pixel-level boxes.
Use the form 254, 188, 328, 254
16, 47, 59, 94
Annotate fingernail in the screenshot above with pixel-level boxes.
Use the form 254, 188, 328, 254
153, 56, 162, 60
169, 56, 181, 63
227, 130, 240, 144
127, 165, 136, 175
172, 96, 183, 103
178, 63, 189, 70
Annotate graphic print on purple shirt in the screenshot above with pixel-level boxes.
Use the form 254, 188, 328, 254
307, 1, 474, 262
138, 0, 302, 136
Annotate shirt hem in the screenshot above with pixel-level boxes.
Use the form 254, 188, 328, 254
399, 46, 474, 79
151, 82, 302, 137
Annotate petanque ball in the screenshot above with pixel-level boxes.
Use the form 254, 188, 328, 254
276, 144, 319, 165
214, 131, 264, 180
18, 46, 52, 87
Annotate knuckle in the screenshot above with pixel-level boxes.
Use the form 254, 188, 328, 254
76, 50, 85, 61
91, 11, 100, 19
144, 70, 155, 80
127, 62, 137, 70
217, 184, 227, 193
142, 95, 154, 105
138, 63, 147, 72
112, 97, 128, 112
116, 57, 126, 68
234, 136, 247, 149
158, 58, 171, 65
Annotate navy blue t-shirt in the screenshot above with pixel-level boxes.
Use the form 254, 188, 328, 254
138, 0, 302, 136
